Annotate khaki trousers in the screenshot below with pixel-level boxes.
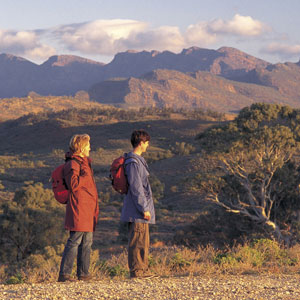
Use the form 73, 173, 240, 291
128, 222, 149, 277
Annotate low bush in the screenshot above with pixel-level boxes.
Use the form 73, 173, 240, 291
212, 239, 299, 274
0, 183, 66, 262
144, 149, 173, 163
171, 142, 195, 156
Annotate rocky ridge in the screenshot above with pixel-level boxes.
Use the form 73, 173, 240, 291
0, 46, 269, 98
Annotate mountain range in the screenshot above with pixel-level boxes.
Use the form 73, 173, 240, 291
1, 47, 300, 112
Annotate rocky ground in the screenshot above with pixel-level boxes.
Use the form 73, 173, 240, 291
1, 274, 300, 300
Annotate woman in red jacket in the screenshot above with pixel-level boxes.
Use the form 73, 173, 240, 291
58, 134, 99, 282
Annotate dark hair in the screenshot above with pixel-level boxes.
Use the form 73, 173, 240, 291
131, 130, 150, 148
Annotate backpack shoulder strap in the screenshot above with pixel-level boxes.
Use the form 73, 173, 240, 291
65, 157, 82, 168
63, 158, 82, 189
63, 157, 82, 178
72, 157, 82, 167
124, 157, 138, 165
124, 152, 138, 163
123, 156, 138, 179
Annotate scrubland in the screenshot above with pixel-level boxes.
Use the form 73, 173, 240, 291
1, 103, 300, 300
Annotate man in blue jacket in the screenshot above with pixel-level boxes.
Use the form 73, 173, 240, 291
121, 130, 155, 279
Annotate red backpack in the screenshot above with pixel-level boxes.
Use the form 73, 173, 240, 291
51, 159, 80, 204
110, 155, 136, 194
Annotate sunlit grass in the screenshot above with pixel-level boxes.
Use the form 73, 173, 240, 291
2, 239, 300, 284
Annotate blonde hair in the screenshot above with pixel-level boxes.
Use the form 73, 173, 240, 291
69, 134, 90, 154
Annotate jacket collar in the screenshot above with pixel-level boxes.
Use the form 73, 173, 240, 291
127, 151, 144, 161
126, 151, 148, 170
65, 151, 92, 164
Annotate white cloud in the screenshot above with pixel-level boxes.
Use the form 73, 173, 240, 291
0, 29, 36, 52
53, 15, 268, 56
0, 29, 56, 61
24, 44, 56, 61
209, 14, 268, 36
0, 15, 271, 62
261, 43, 300, 60
185, 14, 269, 46
185, 22, 218, 46
122, 26, 185, 52
53, 19, 187, 55
55, 19, 148, 54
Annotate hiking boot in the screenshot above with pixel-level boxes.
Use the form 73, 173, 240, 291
78, 274, 93, 281
58, 274, 77, 282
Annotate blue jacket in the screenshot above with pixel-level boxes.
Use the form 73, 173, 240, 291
120, 152, 155, 224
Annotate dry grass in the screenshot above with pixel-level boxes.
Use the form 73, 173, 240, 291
2, 239, 300, 284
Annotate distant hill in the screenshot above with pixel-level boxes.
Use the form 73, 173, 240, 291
88, 69, 295, 112
0, 54, 105, 97
1, 47, 300, 113
0, 47, 269, 98
0, 54, 38, 98
102, 46, 269, 80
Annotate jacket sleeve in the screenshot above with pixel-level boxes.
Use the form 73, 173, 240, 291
64, 160, 90, 193
126, 162, 150, 213
93, 200, 99, 231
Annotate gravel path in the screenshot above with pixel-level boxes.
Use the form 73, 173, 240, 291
1, 275, 300, 300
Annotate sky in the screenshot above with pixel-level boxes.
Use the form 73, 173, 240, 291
0, 0, 300, 64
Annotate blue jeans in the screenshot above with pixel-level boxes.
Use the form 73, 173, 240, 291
59, 231, 93, 277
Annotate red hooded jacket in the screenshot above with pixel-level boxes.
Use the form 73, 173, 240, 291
63, 152, 99, 232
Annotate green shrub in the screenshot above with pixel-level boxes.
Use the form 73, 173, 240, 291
144, 149, 173, 163
149, 175, 165, 204
1, 242, 300, 283
35, 160, 46, 167
5, 273, 24, 285
213, 253, 239, 266
212, 239, 298, 272
169, 252, 192, 270
0, 183, 66, 262
95, 252, 129, 278
51, 149, 65, 158
171, 142, 195, 155
235, 246, 265, 267
107, 264, 129, 277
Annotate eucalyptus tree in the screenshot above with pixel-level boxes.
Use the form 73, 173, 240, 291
197, 103, 300, 243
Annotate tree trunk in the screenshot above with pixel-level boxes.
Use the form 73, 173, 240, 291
264, 219, 290, 245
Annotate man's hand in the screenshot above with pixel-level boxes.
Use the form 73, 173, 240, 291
144, 211, 151, 221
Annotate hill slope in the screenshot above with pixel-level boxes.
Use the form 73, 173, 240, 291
0, 94, 107, 122
89, 69, 293, 112
242, 62, 300, 100
0, 107, 223, 247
